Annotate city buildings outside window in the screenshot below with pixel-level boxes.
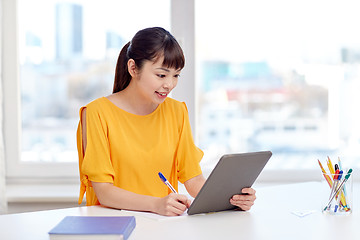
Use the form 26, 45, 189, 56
5, 0, 360, 180
195, 0, 360, 177
18, 0, 170, 164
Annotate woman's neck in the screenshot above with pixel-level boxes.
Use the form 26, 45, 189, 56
108, 86, 159, 116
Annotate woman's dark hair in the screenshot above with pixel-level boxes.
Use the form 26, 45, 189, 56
113, 27, 185, 93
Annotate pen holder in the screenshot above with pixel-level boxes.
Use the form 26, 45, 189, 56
322, 172, 353, 215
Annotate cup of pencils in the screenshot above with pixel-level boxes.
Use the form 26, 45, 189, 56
318, 157, 353, 215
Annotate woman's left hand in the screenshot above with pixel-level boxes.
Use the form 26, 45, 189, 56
230, 187, 256, 211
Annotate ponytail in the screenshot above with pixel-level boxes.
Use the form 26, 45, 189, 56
113, 42, 131, 93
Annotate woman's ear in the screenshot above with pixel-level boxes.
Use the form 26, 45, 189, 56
127, 59, 137, 77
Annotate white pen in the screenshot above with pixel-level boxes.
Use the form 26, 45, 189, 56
328, 170, 342, 210
158, 172, 177, 193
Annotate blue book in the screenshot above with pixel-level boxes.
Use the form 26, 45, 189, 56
49, 216, 136, 240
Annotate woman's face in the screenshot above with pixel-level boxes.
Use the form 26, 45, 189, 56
133, 57, 181, 105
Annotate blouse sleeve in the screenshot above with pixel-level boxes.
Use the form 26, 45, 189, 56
176, 102, 204, 183
77, 103, 115, 204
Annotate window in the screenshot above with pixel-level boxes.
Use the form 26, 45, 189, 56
195, 0, 360, 180
5, 0, 358, 182
4, 0, 171, 178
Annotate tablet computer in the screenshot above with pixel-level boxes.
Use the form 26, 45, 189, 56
187, 151, 272, 215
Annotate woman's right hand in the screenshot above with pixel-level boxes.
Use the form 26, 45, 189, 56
154, 193, 191, 216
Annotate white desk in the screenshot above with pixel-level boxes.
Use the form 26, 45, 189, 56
0, 182, 359, 240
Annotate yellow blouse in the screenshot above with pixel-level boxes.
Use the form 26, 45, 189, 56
77, 97, 203, 205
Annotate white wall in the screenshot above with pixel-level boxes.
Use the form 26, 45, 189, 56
0, 0, 8, 214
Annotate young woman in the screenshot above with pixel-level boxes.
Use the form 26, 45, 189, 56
77, 27, 256, 216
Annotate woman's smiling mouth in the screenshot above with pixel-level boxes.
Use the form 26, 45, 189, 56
156, 91, 168, 97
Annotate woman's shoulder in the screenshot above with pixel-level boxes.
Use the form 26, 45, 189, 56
85, 97, 107, 107
83, 97, 110, 112
160, 98, 189, 122
163, 97, 187, 111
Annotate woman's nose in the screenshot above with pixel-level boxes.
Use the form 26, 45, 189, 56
163, 78, 174, 90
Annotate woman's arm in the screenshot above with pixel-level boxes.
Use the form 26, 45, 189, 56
91, 182, 190, 216
184, 174, 206, 198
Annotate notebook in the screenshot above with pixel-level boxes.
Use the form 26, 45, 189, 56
48, 216, 136, 240
187, 151, 272, 215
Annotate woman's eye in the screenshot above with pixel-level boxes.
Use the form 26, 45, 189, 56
157, 74, 166, 78
174, 74, 180, 78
